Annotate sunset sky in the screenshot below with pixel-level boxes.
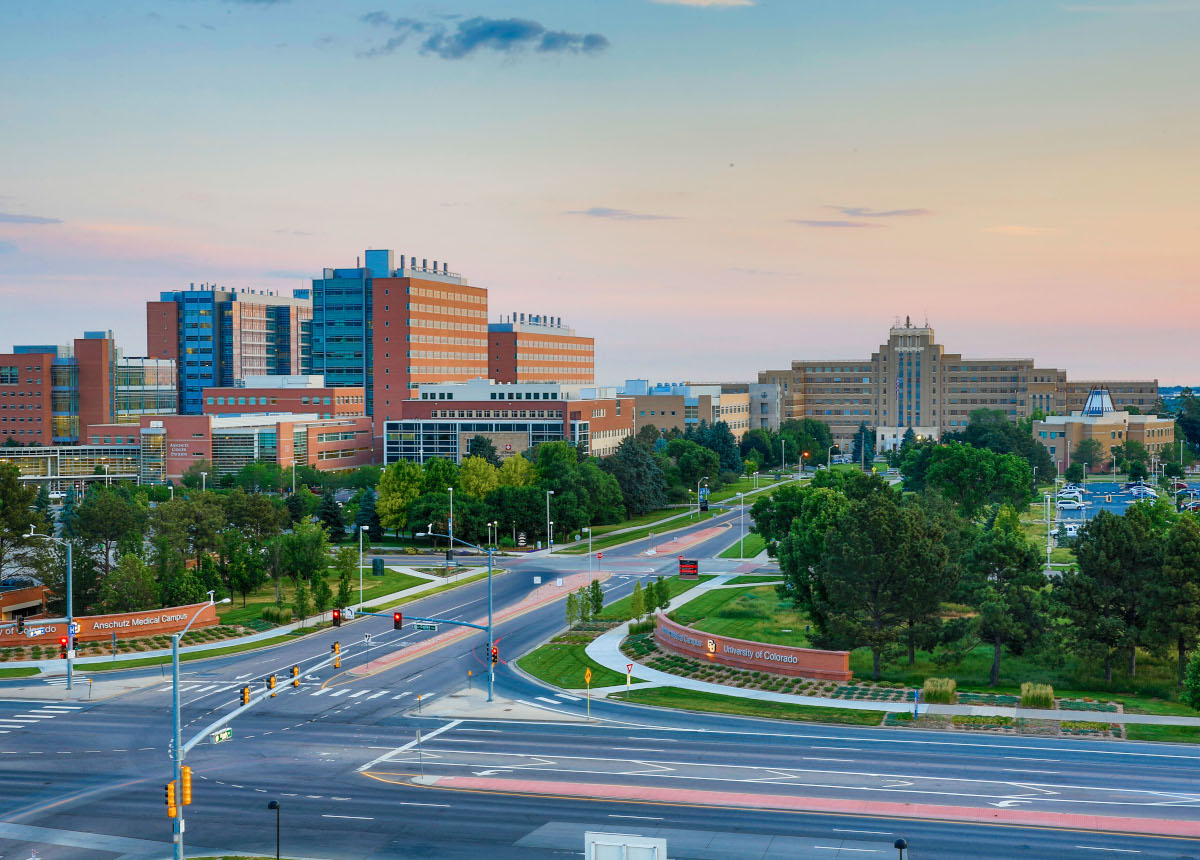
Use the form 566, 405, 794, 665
1, 0, 1197, 384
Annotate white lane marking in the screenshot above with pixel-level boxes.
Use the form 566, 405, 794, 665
458, 727, 499, 731
311, 689, 330, 697
323, 814, 374, 820
613, 748, 662, 752
357, 720, 463, 772
556, 693, 582, 701
235, 673, 253, 680
329, 690, 350, 698
1003, 769, 1060, 775
535, 697, 559, 704
5, 718, 46, 723
365, 691, 388, 700
195, 685, 218, 692
36, 707, 77, 712
349, 690, 370, 698
397, 802, 450, 808
392, 692, 412, 700
158, 686, 173, 693
804, 757, 854, 763
609, 815, 663, 820
815, 848, 878, 854
813, 746, 862, 752
834, 830, 890, 835
40, 705, 82, 710
1074, 848, 1141, 854
1004, 757, 1060, 762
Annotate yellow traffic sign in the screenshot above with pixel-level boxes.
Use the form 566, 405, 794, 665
584, 667, 592, 685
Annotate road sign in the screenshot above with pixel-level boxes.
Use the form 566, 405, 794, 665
210, 728, 233, 744
518, 531, 527, 547
343, 608, 355, 620
68, 622, 80, 635
597, 552, 603, 560
626, 663, 633, 674
584, 667, 592, 685
414, 621, 438, 631
26, 627, 47, 637
679, 558, 699, 579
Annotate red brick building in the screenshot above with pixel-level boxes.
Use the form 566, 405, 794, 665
488, 314, 594, 385
201, 376, 366, 419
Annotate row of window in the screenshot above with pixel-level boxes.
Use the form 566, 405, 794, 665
512, 341, 593, 351
409, 351, 487, 360
407, 287, 484, 304
408, 303, 486, 319
513, 353, 592, 363
429, 410, 558, 419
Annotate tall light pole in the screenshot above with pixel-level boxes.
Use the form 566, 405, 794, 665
697, 476, 709, 515
267, 801, 281, 860
447, 487, 454, 572
583, 527, 592, 575
545, 489, 554, 549
801, 451, 809, 479
738, 492, 745, 560
357, 524, 370, 612
27, 529, 73, 690
1044, 492, 1052, 571
780, 439, 785, 475
828, 445, 836, 468
172, 595, 231, 860
168, 484, 174, 501
200, 471, 207, 492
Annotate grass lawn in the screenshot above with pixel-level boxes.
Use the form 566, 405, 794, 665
669, 585, 812, 647
365, 570, 493, 611
1125, 724, 1200, 744
0, 667, 39, 678
617, 686, 886, 726
217, 566, 427, 627
724, 574, 782, 585
598, 576, 714, 621
556, 512, 715, 555
718, 532, 767, 559
708, 477, 788, 503
84, 631, 313, 672
517, 639, 642, 689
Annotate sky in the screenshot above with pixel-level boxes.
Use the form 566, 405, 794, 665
1, 0, 1197, 385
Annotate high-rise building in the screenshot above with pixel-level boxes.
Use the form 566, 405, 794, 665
0, 332, 176, 445
148, 286, 312, 414
759, 318, 1159, 450
310, 250, 488, 423
488, 314, 594, 385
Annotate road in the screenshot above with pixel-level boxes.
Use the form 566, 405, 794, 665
1, 504, 1199, 859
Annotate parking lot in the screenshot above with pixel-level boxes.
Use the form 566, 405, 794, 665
1051, 480, 1200, 525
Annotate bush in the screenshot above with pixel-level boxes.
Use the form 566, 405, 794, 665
499, 536, 515, 548
922, 677, 957, 704
1021, 682, 1055, 709
628, 619, 656, 636
718, 470, 739, 487
261, 605, 294, 625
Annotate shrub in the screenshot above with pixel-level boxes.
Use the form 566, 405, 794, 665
261, 605, 294, 625
922, 677, 957, 704
628, 620, 656, 636
1021, 682, 1055, 710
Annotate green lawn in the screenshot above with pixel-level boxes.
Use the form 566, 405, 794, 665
669, 585, 812, 647
84, 631, 313, 672
556, 512, 715, 555
0, 667, 39, 678
617, 686, 886, 726
365, 570, 494, 611
724, 574, 782, 586
708, 477, 788, 503
598, 576, 714, 621
217, 566, 427, 627
1125, 724, 1200, 744
517, 639, 642, 689
718, 532, 767, 559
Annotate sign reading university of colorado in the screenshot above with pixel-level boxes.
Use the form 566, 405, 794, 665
655, 614, 852, 682
0, 602, 218, 648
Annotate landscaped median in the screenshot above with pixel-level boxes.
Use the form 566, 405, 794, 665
617, 686, 887, 726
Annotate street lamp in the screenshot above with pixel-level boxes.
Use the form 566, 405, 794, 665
358, 524, 371, 612
172, 594, 231, 860
447, 487, 454, 572
894, 838, 908, 859
583, 527, 592, 575
199, 470, 207, 492
827, 445, 836, 468
168, 484, 174, 501
549, 521, 554, 549
545, 489, 554, 549
26, 529, 74, 690
416, 530, 495, 702
801, 451, 809, 478
267, 800, 281, 860
737, 492, 745, 560
697, 476, 709, 515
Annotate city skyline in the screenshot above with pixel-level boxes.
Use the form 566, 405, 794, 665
2, 0, 1198, 384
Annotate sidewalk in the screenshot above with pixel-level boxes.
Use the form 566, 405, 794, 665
583, 576, 1200, 727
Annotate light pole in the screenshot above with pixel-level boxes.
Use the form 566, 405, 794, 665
545, 489, 554, 549
267, 800, 281, 860
447, 487, 454, 572
696, 476, 709, 516
780, 439, 785, 475
828, 444, 836, 469
172, 595, 231, 860
894, 837, 908, 859
200, 470, 207, 492
738, 492, 745, 560
416, 530, 495, 702
549, 520, 554, 549
357, 524, 370, 612
1044, 492, 1052, 571
27, 529, 73, 690
168, 484, 174, 501
583, 527, 592, 575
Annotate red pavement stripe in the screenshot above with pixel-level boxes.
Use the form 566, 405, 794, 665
419, 776, 1200, 839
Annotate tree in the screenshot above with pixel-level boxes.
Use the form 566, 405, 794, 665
850, 422, 875, 467
1128, 460, 1149, 482
377, 459, 424, 536
160, 565, 206, 607
1065, 462, 1084, 483
0, 463, 39, 582
332, 544, 358, 595
1074, 438, 1105, 474
776, 487, 852, 629
1183, 650, 1200, 711
336, 566, 353, 610
600, 437, 667, 517
407, 492, 452, 543
459, 456, 501, 499
280, 519, 330, 582
313, 576, 333, 618
226, 489, 286, 540
580, 461, 626, 525
923, 442, 1032, 518
1155, 516, 1200, 685
961, 525, 1049, 685
227, 538, 267, 608
293, 578, 311, 625
653, 575, 669, 611
1112, 440, 1150, 474
32, 484, 53, 528
354, 488, 383, 538
179, 459, 215, 490
100, 554, 160, 613
576, 586, 592, 623
588, 578, 604, 617
497, 454, 535, 488
317, 491, 346, 541
635, 423, 661, 449
466, 435, 502, 467
630, 581, 646, 621
422, 458, 459, 495
565, 591, 579, 628
74, 487, 146, 579
707, 421, 743, 473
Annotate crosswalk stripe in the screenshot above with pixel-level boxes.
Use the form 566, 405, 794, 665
329, 689, 350, 698
365, 691, 387, 700
195, 685, 218, 692
555, 693, 582, 701
42, 704, 83, 709
535, 697, 558, 704
348, 690, 369, 698
392, 692, 411, 700
235, 673, 253, 680
310, 689, 330, 697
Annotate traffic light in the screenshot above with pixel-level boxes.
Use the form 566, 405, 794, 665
180, 766, 192, 805
490, 645, 499, 665
332, 641, 340, 669
241, 686, 250, 706
266, 675, 277, 698
292, 665, 300, 688
165, 781, 177, 817
332, 608, 341, 627
16, 616, 23, 634
59, 637, 68, 658
393, 612, 403, 631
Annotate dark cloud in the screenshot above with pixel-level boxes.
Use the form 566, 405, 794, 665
830, 206, 932, 218
360, 13, 608, 60
566, 207, 678, 222
0, 212, 62, 225
791, 219, 883, 229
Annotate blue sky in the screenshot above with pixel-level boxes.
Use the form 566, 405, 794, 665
1, 0, 1198, 383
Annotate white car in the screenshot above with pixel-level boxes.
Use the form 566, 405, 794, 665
1061, 522, 1081, 538
1062, 483, 1085, 492
1057, 491, 1084, 502
1057, 499, 1087, 511
1131, 489, 1158, 500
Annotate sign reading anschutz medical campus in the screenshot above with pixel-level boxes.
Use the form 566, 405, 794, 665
0, 602, 218, 648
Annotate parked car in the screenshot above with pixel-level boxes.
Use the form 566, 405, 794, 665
1057, 491, 1084, 502
1060, 522, 1082, 538
1173, 481, 1189, 491
1062, 483, 1085, 492
1057, 499, 1088, 511
1182, 500, 1200, 513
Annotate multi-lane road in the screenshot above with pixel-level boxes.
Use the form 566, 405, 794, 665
2, 505, 1199, 859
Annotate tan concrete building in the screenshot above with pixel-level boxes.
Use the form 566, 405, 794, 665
759, 319, 1159, 450
1032, 390, 1175, 473
621, 382, 753, 440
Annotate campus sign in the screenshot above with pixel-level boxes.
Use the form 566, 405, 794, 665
655, 614, 852, 681
0, 602, 218, 647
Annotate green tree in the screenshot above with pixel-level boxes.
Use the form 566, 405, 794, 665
74, 486, 146, 579
588, 578, 604, 617
629, 581, 646, 621
565, 591, 579, 628
336, 566, 353, 610
923, 442, 1032, 518
459, 456, 501, 499
293, 578, 311, 625
226, 489, 286, 540
576, 586, 592, 623
600, 437, 667, 517
160, 565, 206, 607
1074, 438, 1105, 474
1064, 462, 1084, 483
497, 454, 535, 488
317, 491, 346, 541
1128, 460, 1149, 482
377, 459, 424, 536
179, 459, 215, 490
776, 487, 852, 631
0, 463, 39, 581
1112, 440, 1151, 474
962, 525, 1049, 685
32, 484, 53, 527
466, 435, 502, 467
227, 538, 267, 608
653, 575, 669, 611
332, 544, 358, 594
100, 553, 160, 613
635, 423, 661, 449
1182, 650, 1200, 711
850, 422, 875, 467
312, 576, 333, 618
286, 487, 320, 524
1155, 516, 1200, 685
354, 488, 383, 538
580, 461, 626, 525
280, 519, 331, 582
422, 457, 459, 495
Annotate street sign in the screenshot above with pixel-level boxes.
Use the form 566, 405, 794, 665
210, 728, 233, 744
679, 558, 699, 579
626, 663, 633, 674
518, 531, 527, 547
68, 622, 80, 635
26, 627, 47, 637
584, 667, 592, 685
597, 552, 603, 560
343, 607, 355, 620
414, 621, 438, 631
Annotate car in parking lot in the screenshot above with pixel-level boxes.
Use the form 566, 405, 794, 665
1062, 483, 1085, 492
1057, 491, 1084, 502
1057, 499, 1088, 511
1174, 481, 1190, 491
1130, 487, 1159, 499
1183, 500, 1200, 513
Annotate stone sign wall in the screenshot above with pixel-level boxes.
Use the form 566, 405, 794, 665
0, 602, 218, 647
